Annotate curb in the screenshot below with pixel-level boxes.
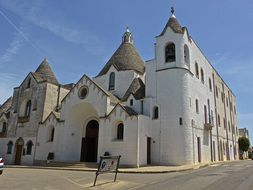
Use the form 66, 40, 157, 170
5, 163, 212, 174
5, 160, 240, 174
5, 166, 97, 173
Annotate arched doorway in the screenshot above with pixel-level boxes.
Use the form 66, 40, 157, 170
14, 137, 24, 165
80, 120, 99, 162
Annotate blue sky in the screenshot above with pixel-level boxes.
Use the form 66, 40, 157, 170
0, 0, 253, 142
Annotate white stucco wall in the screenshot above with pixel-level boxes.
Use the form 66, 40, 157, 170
98, 106, 139, 166
0, 137, 36, 165
94, 66, 144, 99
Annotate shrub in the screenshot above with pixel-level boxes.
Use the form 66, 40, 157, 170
238, 137, 250, 152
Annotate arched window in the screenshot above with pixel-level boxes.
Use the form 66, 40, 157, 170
209, 78, 212, 91
165, 43, 176, 62
153, 106, 159, 119
195, 99, 199, 113
109, 72, 115, 90
117, 123, 124, 140
50, 127, 55, 142
179, 117, 183, 125
25, 100, 32, 117
130, 99, 133, 106
7, 141, 13, 154
2, 122, 7, 133
200, 68, 204, 83
26, 140, 33, 155
27, 78, 31, 89
204, 105, 207, 123
184, 44, 190, 65
223, 118, 226, 129
218, 114, 220, 126
195, 62, 199, 78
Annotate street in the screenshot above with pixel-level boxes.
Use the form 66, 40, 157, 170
0, 160, 253, 190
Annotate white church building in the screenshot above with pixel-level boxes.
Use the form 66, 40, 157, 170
0, 9, 239, 167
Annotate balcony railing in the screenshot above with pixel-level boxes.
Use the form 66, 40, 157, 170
204, 122, 214, 130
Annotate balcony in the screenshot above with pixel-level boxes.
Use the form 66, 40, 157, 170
204, 122, 214, 130
0, 132, 7, 138
17, 116, 30, 123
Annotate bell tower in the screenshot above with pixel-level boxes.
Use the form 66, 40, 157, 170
148, 7, 193, 165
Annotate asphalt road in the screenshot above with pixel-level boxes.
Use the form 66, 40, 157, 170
0, 160, 253, 190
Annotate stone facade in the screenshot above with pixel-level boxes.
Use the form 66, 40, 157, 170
0, 60, 71, 165
0, 11, 239, 166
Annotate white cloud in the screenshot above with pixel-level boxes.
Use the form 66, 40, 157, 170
212, 53, 253, 76
0, 73, 20, 104
0, 31, 24, 65
0, 0, 101, 48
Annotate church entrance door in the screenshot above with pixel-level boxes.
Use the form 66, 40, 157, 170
14, 138, 24, 165
80, 120, 99, 162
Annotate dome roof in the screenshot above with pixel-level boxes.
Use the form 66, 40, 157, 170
97, 29, 145, 77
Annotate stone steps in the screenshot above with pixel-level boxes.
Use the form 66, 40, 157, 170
45, 161, 98, 168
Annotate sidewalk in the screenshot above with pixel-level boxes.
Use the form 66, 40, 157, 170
5, 161, 225, 174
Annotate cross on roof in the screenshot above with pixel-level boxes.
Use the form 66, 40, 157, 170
171, 7, 175, 15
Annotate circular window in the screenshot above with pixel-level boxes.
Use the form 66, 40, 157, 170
78, 86, 88, 99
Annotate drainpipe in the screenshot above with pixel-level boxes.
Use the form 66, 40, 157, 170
222, 84, 230, 160
154, 43, 161, 164
212, 73, 220, 161
228, 92, 235, 160
192, 122, 195, 163
56, 85, 61, 112
137, 116, 140, 167
208, 99, 213, 162
33, 122, 40, 165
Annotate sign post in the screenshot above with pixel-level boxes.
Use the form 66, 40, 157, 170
93, 155, 121, 186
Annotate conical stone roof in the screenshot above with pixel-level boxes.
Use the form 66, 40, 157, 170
0, 97, 12, 116
122, 78, 145, 101
159, 14, 184, 36
32, 59, 59, 85
97, 29, 145, 77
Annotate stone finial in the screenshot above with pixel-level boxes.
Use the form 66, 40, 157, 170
122, 27, 133, 44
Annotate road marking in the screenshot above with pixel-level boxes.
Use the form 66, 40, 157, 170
44, 187, 59, 190
127, 184, 147, 190
61, 176, 89, 188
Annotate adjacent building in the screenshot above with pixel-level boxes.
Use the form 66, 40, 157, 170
239, 128, 250, 159
0, 9, 239, 166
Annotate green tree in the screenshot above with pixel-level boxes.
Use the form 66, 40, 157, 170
238, 137, 250, 152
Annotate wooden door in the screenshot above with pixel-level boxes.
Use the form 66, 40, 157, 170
147, 137, 151, 164
14, 145, 23, 165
